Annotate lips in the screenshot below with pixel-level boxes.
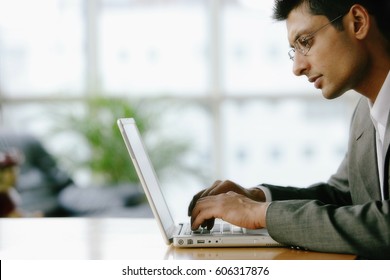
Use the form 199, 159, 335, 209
308, 75, 322, 89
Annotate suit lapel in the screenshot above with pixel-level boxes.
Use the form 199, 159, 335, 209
384, 109, 390, 160
383, 109, 390, 199
354, 102, 381, 200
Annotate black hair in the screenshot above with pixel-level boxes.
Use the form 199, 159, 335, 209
273, 0, 390, 40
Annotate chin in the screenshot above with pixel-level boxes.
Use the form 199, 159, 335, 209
321, 87, 345, 100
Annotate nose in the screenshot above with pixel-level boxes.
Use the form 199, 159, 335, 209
292, 52, 309, 76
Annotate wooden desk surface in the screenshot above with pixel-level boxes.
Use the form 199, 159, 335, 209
0, 218, 355, 260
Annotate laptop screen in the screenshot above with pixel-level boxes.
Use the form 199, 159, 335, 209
119, 119, 176, 242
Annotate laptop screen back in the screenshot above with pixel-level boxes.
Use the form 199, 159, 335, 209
118, 118, 176, 243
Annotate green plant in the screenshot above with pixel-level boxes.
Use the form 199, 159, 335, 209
51, 97, 191, 186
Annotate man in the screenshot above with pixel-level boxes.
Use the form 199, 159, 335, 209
188, 0, 390, 259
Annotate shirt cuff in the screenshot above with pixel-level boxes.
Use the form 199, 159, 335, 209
256, 185, 272, 202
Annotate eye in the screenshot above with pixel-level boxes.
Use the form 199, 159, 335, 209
298, 36, 313, 48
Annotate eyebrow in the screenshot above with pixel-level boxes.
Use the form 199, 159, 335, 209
290, 29, 312, 48
289, 32, 303, 48
293, 32, 302, 43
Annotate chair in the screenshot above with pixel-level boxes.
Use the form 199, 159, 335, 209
0, 131, 73, 216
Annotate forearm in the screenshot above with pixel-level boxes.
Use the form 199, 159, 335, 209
266, 199, 390, 259
261, 182, 352, 206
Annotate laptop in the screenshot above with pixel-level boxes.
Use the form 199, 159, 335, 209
117, 118, 284, 248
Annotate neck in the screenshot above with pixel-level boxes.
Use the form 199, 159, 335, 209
356, 64, 389, 104
354, 28, 390, 103
354, 38, 390, 103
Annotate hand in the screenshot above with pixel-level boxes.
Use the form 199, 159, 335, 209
190, 191, 269, 230
188, 180, 266, 229
188, 180, 265, 215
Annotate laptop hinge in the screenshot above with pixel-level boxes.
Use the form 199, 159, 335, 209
176, 223, 184, 235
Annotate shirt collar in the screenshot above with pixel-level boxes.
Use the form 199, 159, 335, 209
369, 70, 390, 129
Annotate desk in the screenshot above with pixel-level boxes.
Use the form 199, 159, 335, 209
0, 218, 355, 260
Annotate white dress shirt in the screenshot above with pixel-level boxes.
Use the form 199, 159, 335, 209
368, 70, 390, 200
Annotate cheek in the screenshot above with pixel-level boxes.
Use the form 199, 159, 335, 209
334, 34, 367, 75
321, 43, 363, 87
315, 52, 359, 99
338, 50, 366, 88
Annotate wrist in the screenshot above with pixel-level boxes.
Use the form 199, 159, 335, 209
258, 202, 270, 228
248, 187, 266, 202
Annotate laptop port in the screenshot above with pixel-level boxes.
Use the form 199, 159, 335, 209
197, 240, 205, 244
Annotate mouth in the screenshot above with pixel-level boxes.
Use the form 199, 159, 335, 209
308, 75, 323, 89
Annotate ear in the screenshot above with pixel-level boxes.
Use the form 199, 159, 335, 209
347, 4, 370, 40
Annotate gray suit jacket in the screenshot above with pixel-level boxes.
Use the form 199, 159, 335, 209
264, 97, 390, 259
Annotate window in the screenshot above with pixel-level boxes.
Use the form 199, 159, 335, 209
0, 0, 357, 220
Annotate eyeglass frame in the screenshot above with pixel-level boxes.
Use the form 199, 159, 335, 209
288, 14, 344, 61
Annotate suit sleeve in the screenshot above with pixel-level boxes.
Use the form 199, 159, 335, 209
263, 148, 390, 259
262, 97, 390, 259
265, 198, 390, 259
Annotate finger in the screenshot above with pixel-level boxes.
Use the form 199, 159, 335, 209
192, 215, 216, 230
191, 213, 212, 230
208, 180, 242, 196
207, 180, 226, 196
205, 219, 215, 230
201, 218, 215, 229
191, 197, 219, 230
200, 180, 222, 198
188, 189, 204, 216
187, 180, 222, 216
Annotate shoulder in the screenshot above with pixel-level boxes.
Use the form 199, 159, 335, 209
352, 97, 369, 120
349, 97, 372, 140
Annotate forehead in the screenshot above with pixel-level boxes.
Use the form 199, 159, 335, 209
286, 6, 328, 45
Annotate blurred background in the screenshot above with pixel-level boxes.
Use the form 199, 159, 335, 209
0, 0, 359, 221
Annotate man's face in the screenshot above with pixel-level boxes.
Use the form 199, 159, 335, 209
286, 6, 366, 99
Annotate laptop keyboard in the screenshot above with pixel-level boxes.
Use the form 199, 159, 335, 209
184, 221, 244, 235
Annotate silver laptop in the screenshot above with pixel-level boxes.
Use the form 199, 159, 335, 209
117, 118, 283, 248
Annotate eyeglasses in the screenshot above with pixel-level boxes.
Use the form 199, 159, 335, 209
288, 14, 344, 61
